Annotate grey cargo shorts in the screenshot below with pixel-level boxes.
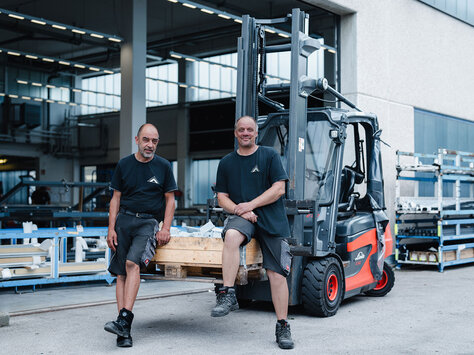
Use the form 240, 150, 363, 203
221, 215, 293, 277
108, 213, 159, 276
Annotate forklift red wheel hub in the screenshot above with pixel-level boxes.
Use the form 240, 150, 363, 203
326, 273, 339, 301
374, 270, 388, 290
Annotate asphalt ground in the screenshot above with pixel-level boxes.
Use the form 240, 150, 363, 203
1, 265, 473, 354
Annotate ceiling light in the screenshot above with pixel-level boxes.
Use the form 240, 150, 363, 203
52, 24, 67, 30
22, 96, 31, 100
104, 70, 114, 74
26, 55, 38, 59
182, 3, 196, 9
234, 19, 242, 24
108, 37, 121, 43
72, 29, 86, 34
0, 93, 5, 96
69, 102, 77, 106
179, 84, 188, 88
218, 14, 231, 20
34, 98, 43, 102
59, 61, 70, 65
185, 57, 196, 62
167, 0, 178, 2
327, 48, 336, 54
74, 64, 86, 69
201, 9, 214, 14
8, 14, 24, 20
17, 80, 28, 85
32, 82, 42, 87
170, 54, 182, 59
7, 51, 21, 56
0, 159, 7, 164
58, 101, 66, 104
46, 99, 54, 103
89, 67, 100, 71
278, 33, 290, 38
46, 84, 56, 89
42, 58, 54, 62
265, 28, 276, 34
31, 19, 46, 25
9, 94, 18, 98
72, 88, 81, 93
90, 33, 104, 39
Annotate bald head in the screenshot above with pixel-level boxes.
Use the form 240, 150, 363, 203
234, 116, 258, 133
137, 123, 159, 138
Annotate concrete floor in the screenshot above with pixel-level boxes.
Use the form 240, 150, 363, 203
1, 265, 474, 354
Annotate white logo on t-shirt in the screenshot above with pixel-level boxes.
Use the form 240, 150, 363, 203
251, 165, 260, 173
147, 176, 159, 184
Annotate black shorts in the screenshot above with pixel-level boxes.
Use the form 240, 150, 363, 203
108, 213, 159, 276
221, 215, 292, 277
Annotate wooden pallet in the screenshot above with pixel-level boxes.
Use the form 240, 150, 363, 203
148, 236, 264, 285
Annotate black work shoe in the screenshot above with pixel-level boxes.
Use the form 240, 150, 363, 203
275, 320, 294, 349
211, 287, 239, 317
117, 335, 133, 347
104, 308, 134, 337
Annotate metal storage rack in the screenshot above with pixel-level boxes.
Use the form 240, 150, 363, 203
0, 227, 114, 291
395, 149, 474, 272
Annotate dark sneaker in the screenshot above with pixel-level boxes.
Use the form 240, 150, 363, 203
117, 335, 133, 348
275, 320, 294, 349
211, 287, 239, 317
104, 308, 134, 337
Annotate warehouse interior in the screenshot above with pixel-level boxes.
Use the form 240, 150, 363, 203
0, 0, 338, 214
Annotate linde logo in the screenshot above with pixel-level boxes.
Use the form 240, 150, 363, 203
355, 251, 365, 261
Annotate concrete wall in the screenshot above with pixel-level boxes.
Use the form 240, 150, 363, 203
310, 0, 474, 224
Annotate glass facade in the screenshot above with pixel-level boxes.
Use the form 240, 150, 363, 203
415, 108, 474, 197
192, 159, 219, 205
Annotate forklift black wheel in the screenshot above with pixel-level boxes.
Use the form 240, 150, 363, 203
365, 262, 395, 297
302, 257, 344, 317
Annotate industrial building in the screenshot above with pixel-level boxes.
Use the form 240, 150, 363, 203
0, 0, 472, 214
0, 0, 473, 352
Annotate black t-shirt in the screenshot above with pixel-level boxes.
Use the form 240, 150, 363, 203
215, 146, 290, 237
110, 154, 177, 219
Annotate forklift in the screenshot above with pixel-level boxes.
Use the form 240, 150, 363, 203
211, 8, 395, 317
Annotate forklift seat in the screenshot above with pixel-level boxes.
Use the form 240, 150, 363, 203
338, 166, 364, 217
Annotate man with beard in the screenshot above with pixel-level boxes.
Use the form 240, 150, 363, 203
104, 123, 177, 347
211, 116, 294, 349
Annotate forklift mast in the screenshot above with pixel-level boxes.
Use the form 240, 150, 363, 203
233, 9, 391, 306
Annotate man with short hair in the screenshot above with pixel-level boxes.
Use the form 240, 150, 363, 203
212, 115, 295, 350
104, 123, 177, 347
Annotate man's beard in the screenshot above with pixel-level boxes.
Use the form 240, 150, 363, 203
140, 148, 155, 158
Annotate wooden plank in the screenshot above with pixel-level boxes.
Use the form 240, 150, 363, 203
0, 256, 46, 266
151, 263, 264, 285
460, 248, 474, 259
164, 264, 187, 278
154, 249, 223, 265
153, 237, 263, 266
0, 245, 47, 254
1, 262, 107, 279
